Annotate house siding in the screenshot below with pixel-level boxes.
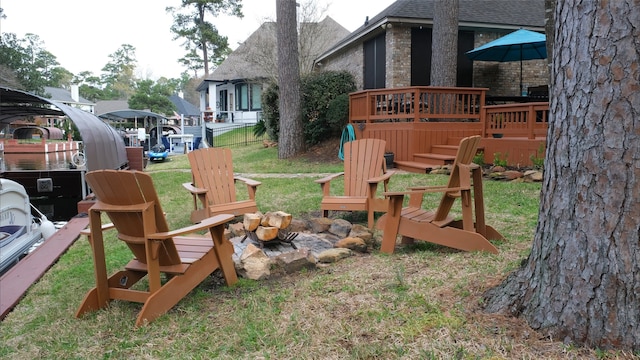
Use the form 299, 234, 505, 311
321, 27, 549, 96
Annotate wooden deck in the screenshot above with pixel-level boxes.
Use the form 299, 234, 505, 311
0, 216, 88, 320
349, 86, 549, 169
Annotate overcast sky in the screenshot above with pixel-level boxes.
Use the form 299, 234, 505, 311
0, 0, 393, 80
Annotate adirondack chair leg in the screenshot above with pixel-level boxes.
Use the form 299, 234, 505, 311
209, 223, 238, 286
380, 195, 404, 254
76, 270, 146, 318
83, 210, 110, 311
471, 166, 487, 236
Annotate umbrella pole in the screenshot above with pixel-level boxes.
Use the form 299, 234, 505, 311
520, 44, 524, 96
520, 60, 523, 95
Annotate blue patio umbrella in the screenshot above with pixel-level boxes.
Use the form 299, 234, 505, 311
466, 29, 547, 95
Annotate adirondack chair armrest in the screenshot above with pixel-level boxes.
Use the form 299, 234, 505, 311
234, 176, 261, 200
315, 172, 344, 184
81, 222, 115, 236
384, 186, 469, 207
391, 186, 467, 195
315, 172, 344, 196
182, 182, 208, 195
234, 176, 262, 188
148, 214, 235, 240
90, 200, 155, 213
367, 170, 395, 184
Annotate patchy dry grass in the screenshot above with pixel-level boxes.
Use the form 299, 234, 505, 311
0, 144, 635, 359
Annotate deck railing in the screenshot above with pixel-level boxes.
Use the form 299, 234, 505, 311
349, 86, 549, 140
350, 86, 488, 124
482, 102, 549, 139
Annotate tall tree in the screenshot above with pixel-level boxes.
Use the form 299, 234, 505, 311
484, 0, 640, 351
0, 32, 69, 94
166, 0, 243, 76
276, 0, 304, 158
128, 78, 177, 115
101, 44, 137, 100
74, 71, 105, 102
430, 0, 459, 86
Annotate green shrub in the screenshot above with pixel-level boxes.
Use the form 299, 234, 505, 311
473, 151, 485, 167
301, 71, 356, 145
261, 82, 280, 141
493, 152, 508, 167
325, 93, 350, 130
529, 142, 545, 170
261, 71, 355, 145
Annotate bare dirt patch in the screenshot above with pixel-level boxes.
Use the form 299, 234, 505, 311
296, 138, 343, 164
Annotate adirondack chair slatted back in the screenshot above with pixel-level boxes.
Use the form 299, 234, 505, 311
433, 135, 481, 222
343, 139, 387, 197
85, 170, 180, 266
188, 148, 237, 205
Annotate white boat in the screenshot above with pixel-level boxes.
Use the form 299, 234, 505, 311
0, 178, 55, 274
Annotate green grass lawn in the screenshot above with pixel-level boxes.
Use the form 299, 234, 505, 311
0, 144, 624, 359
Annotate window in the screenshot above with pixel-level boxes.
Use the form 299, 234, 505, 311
218, 89, 228, 111
251, 84, 262, 110
364, 33, 386, 89
235, 83, 262, 111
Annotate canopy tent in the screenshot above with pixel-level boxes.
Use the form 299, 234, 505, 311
0, 87, 128, 171
97, 109, 168, 122
466, 29, 547, 95
98, 109, 171, 146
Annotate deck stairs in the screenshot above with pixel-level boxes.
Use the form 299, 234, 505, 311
394, 138, 482, 173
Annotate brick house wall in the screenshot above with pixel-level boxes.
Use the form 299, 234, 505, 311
386, 26, 412, 88
322, 44, 364, 89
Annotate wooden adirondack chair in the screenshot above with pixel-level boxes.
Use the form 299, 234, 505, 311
76, 170, 238, 327
377, 135, 504, 254
316, 138, 395, 228
183, 147, 261, 223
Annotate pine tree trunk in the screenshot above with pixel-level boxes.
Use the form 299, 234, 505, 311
430, 0, 458, 86
276, 0, 305, 159
484, 1, 640, 350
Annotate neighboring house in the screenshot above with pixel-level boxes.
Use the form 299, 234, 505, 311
315, 0, 547, 96
169, 93, 200, 126
44, 85, 95, 113
197, 16, 350, 123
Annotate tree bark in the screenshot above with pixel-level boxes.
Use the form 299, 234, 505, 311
484, 0, 640, 351
276, 0, 305, 158
430, 0, 459, 86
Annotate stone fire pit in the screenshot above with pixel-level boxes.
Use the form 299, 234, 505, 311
226, 216, 375, 280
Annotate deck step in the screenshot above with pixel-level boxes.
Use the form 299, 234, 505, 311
394, 160, 440, 174
431, 144, 459, 156
413, 153, 456, 165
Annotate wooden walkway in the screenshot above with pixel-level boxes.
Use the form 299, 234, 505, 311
0, 216, 89, 320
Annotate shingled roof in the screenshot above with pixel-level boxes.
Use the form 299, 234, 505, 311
44, 86, 94, 106
318, 0, 545, 62
202, 16, 350, 85
366, 0, 544, 28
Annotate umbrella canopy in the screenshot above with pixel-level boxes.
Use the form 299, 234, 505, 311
466, 29, 547, 94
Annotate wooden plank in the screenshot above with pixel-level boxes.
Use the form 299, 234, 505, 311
0, 216, 89, 320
